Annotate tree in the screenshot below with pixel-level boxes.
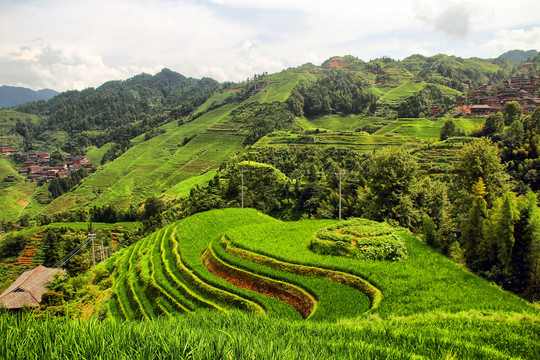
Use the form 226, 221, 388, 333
461, 178, 489, 272
495, 192, 519, 275
143, 196, 165, 220
65, 254, 91, 277
363, 147, 419, 227
482, 113, 504, 136
454, 137, 509, 207
42, 232, 60, 267
423, 214, 439, 249
509, 191, 540, 297
504, 101, 522, 125
0, 234, 28, 259
440, 118, 457, 140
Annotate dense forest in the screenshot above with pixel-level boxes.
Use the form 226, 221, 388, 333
12, 69, 222, 152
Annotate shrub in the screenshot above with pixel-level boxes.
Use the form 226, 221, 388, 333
309, 218, 408, 261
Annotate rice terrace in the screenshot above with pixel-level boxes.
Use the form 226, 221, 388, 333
1, 2, 540, 358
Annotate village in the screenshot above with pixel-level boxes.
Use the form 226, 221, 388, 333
0, 145, 93, 183
457, 67, 540, 116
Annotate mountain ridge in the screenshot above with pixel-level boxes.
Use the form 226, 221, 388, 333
0, 86, 58, 108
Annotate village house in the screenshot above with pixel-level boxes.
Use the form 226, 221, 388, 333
0, 145, 13, 154
470, 104, 492, 116
28, 165, 41, 174
0, 265, 66, 309
72, 155, 89, 164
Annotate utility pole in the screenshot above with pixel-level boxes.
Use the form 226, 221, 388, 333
335, 169, 346, 221
88, 233, 97, 268
100, 236, 105, 262
240, 169, 246, 208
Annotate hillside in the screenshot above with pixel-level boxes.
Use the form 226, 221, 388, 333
70, 209, 534, 320
24, 208, 537, 358
0, 51, 535, 221
499, 49, 538, 63
0, 86, 58, 108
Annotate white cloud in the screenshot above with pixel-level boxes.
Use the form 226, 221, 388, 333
482, 26, 540, 54
0, 0, 539, 90
0, 41, 161, 90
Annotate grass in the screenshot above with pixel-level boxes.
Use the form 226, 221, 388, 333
297, 114, 371, 132
1, 310, 538, 359
85, 143, 114, 165
379, 82, 426, 103
223, 216, 536, 318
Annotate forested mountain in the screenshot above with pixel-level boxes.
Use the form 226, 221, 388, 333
0, 86, 58, 108
499, 49, 538, 63
14, 69, 222, 150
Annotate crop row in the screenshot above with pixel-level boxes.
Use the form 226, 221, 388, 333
220, 235, 382, 312
211, 236, 371, 321
202, 245, 316, 318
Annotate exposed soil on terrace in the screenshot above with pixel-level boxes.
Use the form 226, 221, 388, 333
202, 248, 316, 319
221, 238, 381, 310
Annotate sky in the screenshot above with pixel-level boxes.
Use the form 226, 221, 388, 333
0, 0, 539, 91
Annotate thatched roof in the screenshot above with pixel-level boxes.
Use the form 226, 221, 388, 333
0, 265, 66, 309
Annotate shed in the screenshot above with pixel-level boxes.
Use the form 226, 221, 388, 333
0, 265, 65, 309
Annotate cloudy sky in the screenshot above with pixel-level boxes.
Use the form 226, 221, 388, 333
1, 0, 539, 91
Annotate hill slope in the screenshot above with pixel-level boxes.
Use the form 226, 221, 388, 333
77, 209, 534, 321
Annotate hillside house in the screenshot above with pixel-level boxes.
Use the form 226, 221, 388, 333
23, 161, 35, 167
430, 106, 440, 116
72, 155, 88, 164
470, 104, 491, 115
469, 84, 493, 98
28, 165, 41, 174
37, 152, 50, 159
482, 96, 501, 107
0, 146, 13, 154
508, 76, 531, 86
57, 170, 68, 178
37, 158, 50, 166
0, 266, 66, 309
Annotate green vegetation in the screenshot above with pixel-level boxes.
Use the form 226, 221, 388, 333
41, 209, 535, 324
1, 310, 538, 360
310, 218, 408, 261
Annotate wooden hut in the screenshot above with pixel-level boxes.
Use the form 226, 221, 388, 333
0, 265, 65, 309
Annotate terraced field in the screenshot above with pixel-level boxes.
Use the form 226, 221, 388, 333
92, 208, 534, 323
39, 105, 244, 212
0, 157, 37, 220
